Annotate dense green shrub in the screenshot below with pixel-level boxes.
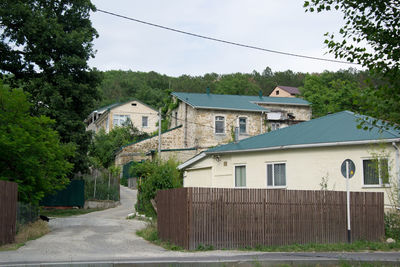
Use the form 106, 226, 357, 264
385, 211, 400, 240
135, 159, 182, 217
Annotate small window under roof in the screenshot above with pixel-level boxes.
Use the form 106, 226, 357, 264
131, 103, 137, 106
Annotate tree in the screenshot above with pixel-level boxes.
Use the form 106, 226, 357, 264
214, 73, 261, 95
300, 70, 362, 118
0, 0, 102, 174
89, 122, 149, 169
304, 0, 400, 127
0, 81, 74, 204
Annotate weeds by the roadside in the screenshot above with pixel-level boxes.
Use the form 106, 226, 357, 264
137, 220, 400, 253
136, 219, 183, 251
0, 220, 49, 251
40, 207, 105, 217
242, 240, 400, 252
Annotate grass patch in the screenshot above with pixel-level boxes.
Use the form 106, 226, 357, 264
136, 220, 183, 251
137, 220, 400, 252
40, 207, 105, 217
0, 220, 50, 251
242, 240, 400, 252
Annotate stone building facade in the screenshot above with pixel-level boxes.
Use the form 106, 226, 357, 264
114, 92, 312, 172
170, 92, 312, 150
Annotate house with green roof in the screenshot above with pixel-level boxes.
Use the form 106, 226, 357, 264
178, 111, 400, 208
85, 99, 158, 134
170, 91, 311, 150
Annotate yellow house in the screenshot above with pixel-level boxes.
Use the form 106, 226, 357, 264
85, 100, 158, 134
269, 86, 300, 97
179, 111, 400, 208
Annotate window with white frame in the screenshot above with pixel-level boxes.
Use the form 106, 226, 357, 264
113, 114, 129, 127
215, 116, 225, 134
271, 123, 280, 131
266, 163, 286, 187
363, 158, 389, 186
239, 117, 247, 134
235, 165, 246, 187
142, 116, 148, 127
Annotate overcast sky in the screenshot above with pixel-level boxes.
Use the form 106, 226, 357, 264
89, 0, 363, 77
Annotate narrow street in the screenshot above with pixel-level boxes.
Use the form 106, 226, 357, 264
1, 186, 400, 266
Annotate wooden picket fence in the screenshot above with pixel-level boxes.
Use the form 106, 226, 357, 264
0, 180, 18, 246
156, 188, 384, 250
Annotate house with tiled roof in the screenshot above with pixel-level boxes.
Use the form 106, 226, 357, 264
85, 99, 158, 134
269, 85, 300, 97
170, 91, 311, 149
178, 111, 400, 208
114, 90, 311, 169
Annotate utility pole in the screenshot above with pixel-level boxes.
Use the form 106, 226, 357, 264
158, 107, 161, 155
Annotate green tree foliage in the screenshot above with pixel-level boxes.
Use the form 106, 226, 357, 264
0, 0, 102, 174
214, 73, 260, 95
304, 0, 400, 127
89, 122, 149, 169
134, 159, 182, 217
96, 67, 307, 110
300, 70, 362, 118
0, 82, 74, 204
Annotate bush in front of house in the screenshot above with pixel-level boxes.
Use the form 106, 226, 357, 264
134, 158, 182, 217
385, 211, 400, 240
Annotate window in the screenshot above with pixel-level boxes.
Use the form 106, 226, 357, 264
175, 112, 178, 126
215, 116, 225, 134
276, 90, 279, 95
235, 165, 246, 187
267, 163, 286, 187
239, 117, 247, 134
363, 158, 389, 186
113, 114, 129, 127
142, 116, 148, 127
271, 123, 280, 131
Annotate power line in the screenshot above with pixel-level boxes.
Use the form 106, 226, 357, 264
96, 9, 358, 65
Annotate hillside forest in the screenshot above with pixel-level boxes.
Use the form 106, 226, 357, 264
96, 67, 372, 120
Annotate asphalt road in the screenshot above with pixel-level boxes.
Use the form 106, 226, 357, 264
1, 186, 400, 266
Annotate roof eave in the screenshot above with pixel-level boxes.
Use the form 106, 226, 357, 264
206, 138, 400, 155
251, 101, 310, 107
178, 152, 207, 170
194, 106, 269, 113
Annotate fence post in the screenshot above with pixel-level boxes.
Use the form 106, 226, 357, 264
186, 187, 193, 250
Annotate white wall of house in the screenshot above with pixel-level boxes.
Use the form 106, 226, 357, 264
183, 143, 399, 207
94, 101, 158, 134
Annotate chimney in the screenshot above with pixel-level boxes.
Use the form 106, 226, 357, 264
259, 90, 263, 98
206, 87, 210, 95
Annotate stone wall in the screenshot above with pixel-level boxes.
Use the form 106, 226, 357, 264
115, 126, 185, 166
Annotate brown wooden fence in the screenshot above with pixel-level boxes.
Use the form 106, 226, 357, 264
156, 188, 384, 250
0, 180, 18, 246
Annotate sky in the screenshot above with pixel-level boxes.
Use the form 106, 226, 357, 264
89, 0, 363, 77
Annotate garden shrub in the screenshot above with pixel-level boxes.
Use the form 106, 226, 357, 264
385, 211, 400, 240
134, 158, 182, 217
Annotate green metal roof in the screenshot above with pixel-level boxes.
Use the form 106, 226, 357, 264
171, 92, 310, 112
206, 111, 400, 154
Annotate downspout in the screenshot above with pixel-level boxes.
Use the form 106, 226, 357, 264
260, 111, 264, 134
392, 142, 400, 209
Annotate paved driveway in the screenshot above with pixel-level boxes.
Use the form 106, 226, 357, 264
1, 186, 400, 266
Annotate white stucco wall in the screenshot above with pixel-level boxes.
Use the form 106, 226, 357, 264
93, 100, 158, 134
183, 143, 399, 207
